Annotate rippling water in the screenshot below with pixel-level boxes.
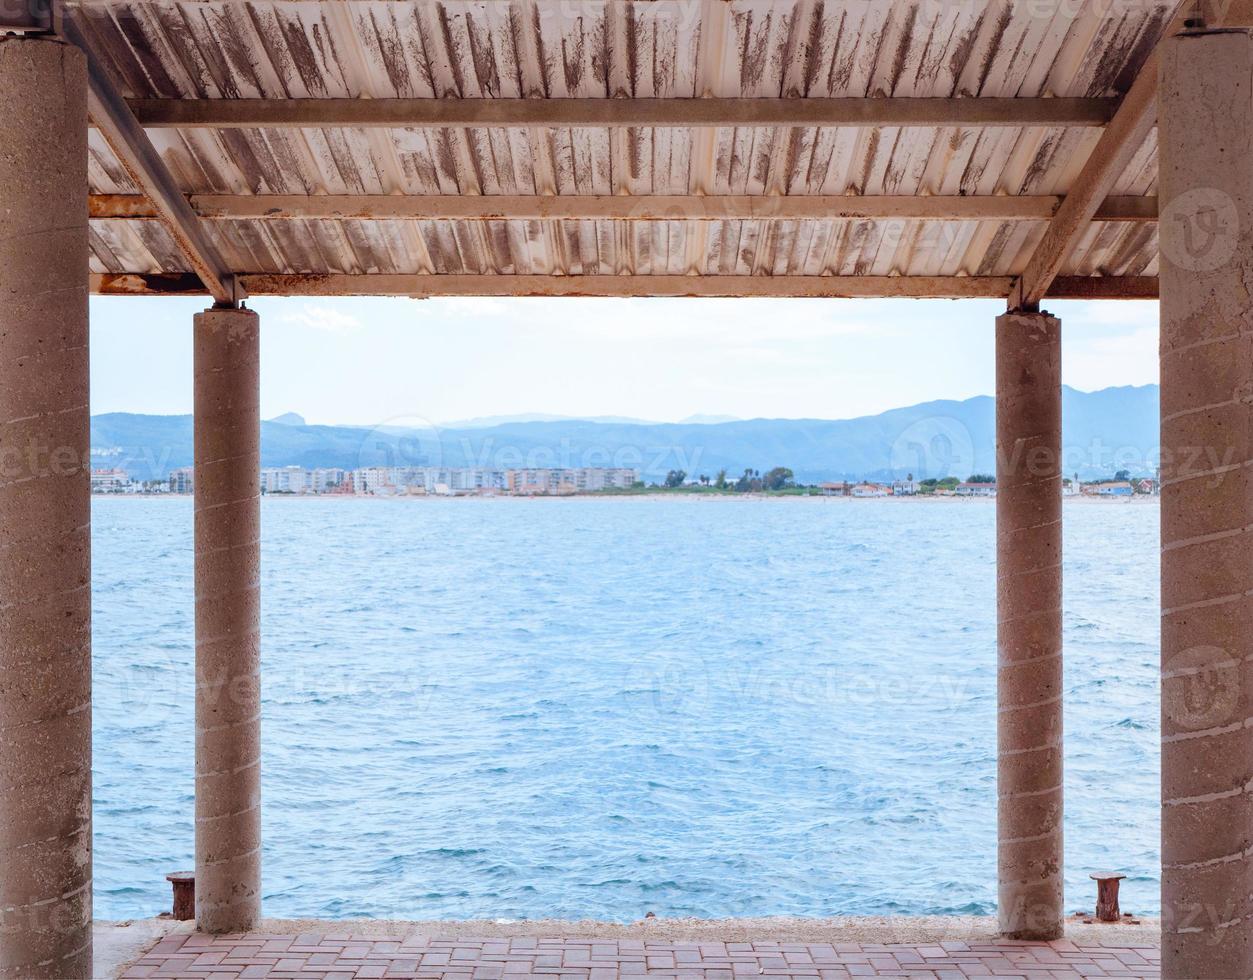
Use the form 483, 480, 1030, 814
92, 496, 1159, 922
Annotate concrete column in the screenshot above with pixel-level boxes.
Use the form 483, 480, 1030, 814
0, 36, 92, 980
194, 307, 262, 933
1159, 27, 1253, 980
996, 310, 1063, 941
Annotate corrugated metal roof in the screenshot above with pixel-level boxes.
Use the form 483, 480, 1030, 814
68, 0, 1172, 295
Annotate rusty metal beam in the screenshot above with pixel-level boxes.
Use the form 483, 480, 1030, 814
1008, 70, 1163, 309
123, 97, 1120, 131
63, 11, 240, 305
0, 0, 51, 32
88, 193, 1159, 223
91, 272, 1159, 301
1008, 0, 1253, 309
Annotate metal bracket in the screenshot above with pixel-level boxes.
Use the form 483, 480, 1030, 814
1006, 278, 1040, 315
0, 0, 52, 34
212, 274, 246, 310
62, 7, 245, 308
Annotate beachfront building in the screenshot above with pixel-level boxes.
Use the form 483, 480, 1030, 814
89, 468, 135, 494
262, 466, 347, 494
167, 467, 193, 495
505, 468, 638, 494
310, 468, 347, 494
891, 479, 919, 496
349, 466, 506, 495
1083, 480, 1135, 497
427, 467, 507, 493
574, 468, 638, 491
955, 482, 997, 498
849, 482, 888, 498
506, 468, 576, 495
351, 466, 404, 495
260, 465, 308, 494
0, 3, 1248, 978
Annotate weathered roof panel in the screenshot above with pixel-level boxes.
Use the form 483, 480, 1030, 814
69, 0, 1176, 297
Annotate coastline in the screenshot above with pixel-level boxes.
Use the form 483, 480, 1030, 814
93, 492, 1161, 504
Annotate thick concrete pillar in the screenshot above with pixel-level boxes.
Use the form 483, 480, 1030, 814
1159, 27, 1253, 980
194, 307, 262, 933
996, 310, 1063, 941
0, 36, 92, 980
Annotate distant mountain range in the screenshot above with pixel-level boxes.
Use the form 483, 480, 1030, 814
436, 412, 742, 428
90, 384, 1160, 484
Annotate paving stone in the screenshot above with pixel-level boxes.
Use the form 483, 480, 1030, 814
128, 934, 1160, 980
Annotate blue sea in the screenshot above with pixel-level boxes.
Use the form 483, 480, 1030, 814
92, 496, 1159, 922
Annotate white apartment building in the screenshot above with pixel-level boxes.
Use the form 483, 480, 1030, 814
352, 466, 399, 494
261, 466, 347, 494
415, 467, 504, 493
168, 467, 193, 494
91, 468, 134, 493
346, 466, 635, 495
310, 468, 346, 493
572, 468, 635, 491
261, 466, 309, 494
505, 468, 637, 494
353, 467, 504, 495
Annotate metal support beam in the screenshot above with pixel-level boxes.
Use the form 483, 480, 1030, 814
1008, 0, 1253, 310
87, 194, 1159, 224
62, 12, 240, 306
90, 272, 1160, 301
0, 0, 51, 33
122, 97, 1119, 131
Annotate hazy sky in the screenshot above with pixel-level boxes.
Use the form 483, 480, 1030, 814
90, 295, 1159, 426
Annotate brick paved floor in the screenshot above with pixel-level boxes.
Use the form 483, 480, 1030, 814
121, 932, 1160, 979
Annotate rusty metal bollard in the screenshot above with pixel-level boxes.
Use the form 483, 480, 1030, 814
1089, 872, 1126, 922
166, 871, 195, 921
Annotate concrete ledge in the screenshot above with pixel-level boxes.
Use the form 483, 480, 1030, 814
93, 919, 193, 979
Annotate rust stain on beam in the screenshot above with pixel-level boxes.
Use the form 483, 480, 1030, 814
93, 272, 208, 295
1009, 65, 1162, 310
90, 193, 161, 219
123, 97, 1120, 130
65, 12, 240, 306
1007, 0, 1253, 309
90, 272, 1157, 301
88, 194, 1158, 223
